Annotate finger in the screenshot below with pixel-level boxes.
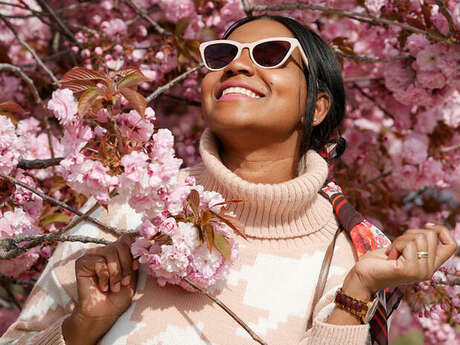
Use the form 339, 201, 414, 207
99, 247, 123, 293
395, 240, 418, 282
426, 223, 459, 267
94, 260, 110, 292
115, 241, 134, 287
386, 237, 415, 260
412, 233, 430, 280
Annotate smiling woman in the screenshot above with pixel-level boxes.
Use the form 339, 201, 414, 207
2, 15, 457, 345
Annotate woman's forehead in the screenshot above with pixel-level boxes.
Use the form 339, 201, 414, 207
226, 19, 295, 43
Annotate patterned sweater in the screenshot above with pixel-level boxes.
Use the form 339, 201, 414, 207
1, 129, 370, 345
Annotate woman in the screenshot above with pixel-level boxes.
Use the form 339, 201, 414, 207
2, 15, 457, 345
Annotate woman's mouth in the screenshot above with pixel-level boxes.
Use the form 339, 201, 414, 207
217, 86, 263, 101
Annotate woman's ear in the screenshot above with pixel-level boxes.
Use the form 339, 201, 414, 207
312, 92, 330, 126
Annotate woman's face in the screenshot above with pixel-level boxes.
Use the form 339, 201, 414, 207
201, 19, 308, 147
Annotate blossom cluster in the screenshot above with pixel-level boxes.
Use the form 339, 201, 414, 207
0, 0, 459, 341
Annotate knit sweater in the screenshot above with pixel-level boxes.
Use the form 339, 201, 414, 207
1, 129, 370, 345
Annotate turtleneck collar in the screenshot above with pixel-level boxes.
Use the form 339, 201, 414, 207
190, 128, 336, 239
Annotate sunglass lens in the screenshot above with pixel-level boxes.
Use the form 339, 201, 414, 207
253, 41, 291, 67
204, 43, 238, 69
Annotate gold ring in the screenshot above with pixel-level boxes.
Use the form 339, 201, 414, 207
416, 251, 429, 259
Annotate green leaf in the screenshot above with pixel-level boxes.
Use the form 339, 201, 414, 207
118, 87, 146, 117
213, 233, 231, 261
39, 213, 72, 227
117, 70, 150, 90
78, 87, 101, 118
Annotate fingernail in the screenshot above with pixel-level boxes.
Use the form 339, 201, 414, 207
122, 276, 130, 286
103, 285, 108, 292
113, 282, 121, 292
426, 222, 435, 227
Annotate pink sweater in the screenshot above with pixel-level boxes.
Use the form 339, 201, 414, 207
1, 129, 370, 345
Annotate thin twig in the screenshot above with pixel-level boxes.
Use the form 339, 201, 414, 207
18, 49, 72, 68
351, 83, 395, 120
440, 143, 460, 153
335, 50, 410, 63
249, 3, 457, 44
0, 63, 56, 162
122, 0, 171, 36
146, 63, 204, 103
35, 0, 81, 46
17, 158, 64, 170
0, 15, 58, 83
0, 174, 126, 236
361, 170, 392, 186
182, 277, 268, 345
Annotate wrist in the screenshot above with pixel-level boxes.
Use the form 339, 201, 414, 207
62, 310, 117, 345
342, 268, 374, 302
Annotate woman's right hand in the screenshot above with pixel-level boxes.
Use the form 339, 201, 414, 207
62, 234, 139, 345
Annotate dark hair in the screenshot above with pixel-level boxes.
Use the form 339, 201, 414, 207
223, 15, 346, 158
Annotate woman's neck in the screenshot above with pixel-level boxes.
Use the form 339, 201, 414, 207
218, 131, 302, 184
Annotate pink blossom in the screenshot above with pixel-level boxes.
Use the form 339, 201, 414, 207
139, 218, 159, 240
403, 133, 429, 165
384, 61, 415, 91
159, 217, 177, 236
47, 89, 78, 126
16, 117, 40, 136
416, 45, 441, 72
115, 110, 154, 143
394, 85, 431, 106
101, 19, 128, 38
365, 0, 386, 15
441, 91, 460, 128
65, 158, 119, 204
405, 34, 430, 56
151, 128, 175, 161
416, 71, 446, 89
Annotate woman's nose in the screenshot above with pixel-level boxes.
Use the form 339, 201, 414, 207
223, 48, 255, 76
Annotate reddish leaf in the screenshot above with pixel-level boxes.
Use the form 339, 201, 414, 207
117, 70, 151, 90
78, 87, 101, 118
214, 233, 231, 260
118, 87, 146, 117
203, 223, 214, 254
0, 101, 25, 114
210, 210, 247, 240
187, 189, 200, 220
60, 79, 99, 93
200, 210, 212, 226
115, 67, 140, 79
60, 67, 106, 83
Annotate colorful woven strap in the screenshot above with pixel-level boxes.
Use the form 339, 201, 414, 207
318, 143, 403, 345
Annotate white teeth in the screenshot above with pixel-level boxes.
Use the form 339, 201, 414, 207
221, 87, 261, 98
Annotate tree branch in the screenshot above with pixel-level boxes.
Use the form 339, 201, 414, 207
122, 0, 171, 36
182, 277, 268, 345
351, 83, 395, 120
0, 15, 59, 83
17, 157, 64, 170
34, 0, 81, 46
146, 63, 204, 103
0, 174, 127, 237
335, 50, 410, 63
249, 3, 458, 44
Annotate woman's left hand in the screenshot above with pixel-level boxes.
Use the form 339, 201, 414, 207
347, 223, 458, 296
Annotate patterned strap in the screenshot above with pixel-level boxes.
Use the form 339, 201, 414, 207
318, 143, 403, 345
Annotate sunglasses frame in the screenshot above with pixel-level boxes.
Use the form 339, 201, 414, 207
199, 37, 310, 71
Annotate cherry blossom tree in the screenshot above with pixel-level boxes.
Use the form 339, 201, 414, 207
0, 1, 459, 343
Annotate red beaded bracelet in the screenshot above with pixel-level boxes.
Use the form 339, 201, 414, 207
334, 287, 373, 323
